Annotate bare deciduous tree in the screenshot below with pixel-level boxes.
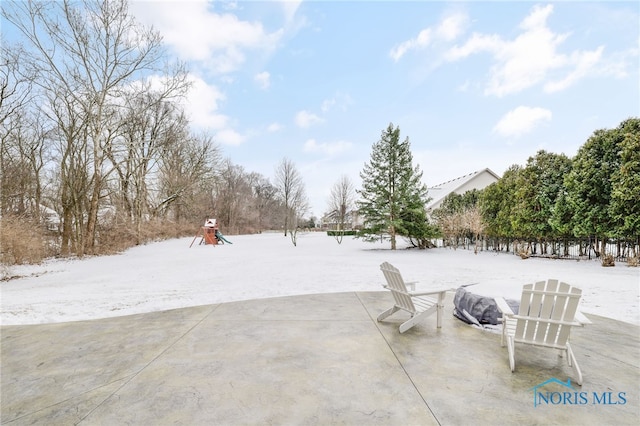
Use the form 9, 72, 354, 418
327, 175, 356, 244
0, 43, 38, 218
0, 44, 33, 131
274, 157, 308, 245
106, 88, 189, 243
157, 132, 220, 222
2, 1, 323, 262
46, 86, 91, 255
462, 205, 485, 253
212, 160, 254, 234
247, 172, 279, 232
3, 0, 168, 254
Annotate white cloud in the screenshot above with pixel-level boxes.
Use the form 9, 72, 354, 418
254, 71, 271, 90
215, 128, 245, 146
295, 110, 324, 128
436, 11, 468, 41
390, 29, 432, 62
303, 139, 352, 155
181, 75, 228, 129
390, 11, 468, 62
124, 74, 190, 102
544, 46, 604, 93
282, 0, 303, 24
596, 46, 637, 79
485, 6, 569, 97
321, 92, 353, 113
456, 79, 471, 92
223, 1, 238, 11
520, 3, 552, 31
130, 1, 282, 74
493, 106, 552, 138
444, 4, 605, 97
175, 75, 246, 146
267, 122, 283, 132
445, 33, 503, 62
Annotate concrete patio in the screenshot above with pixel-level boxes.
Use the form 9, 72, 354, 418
1, 291, 638, 425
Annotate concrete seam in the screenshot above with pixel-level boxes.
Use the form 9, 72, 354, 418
77, 304, 222, 424
354, 291, 442, 426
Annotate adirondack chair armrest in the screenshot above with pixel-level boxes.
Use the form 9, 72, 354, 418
405, 281, 418, 291
494, 297, 514, 317
382, 284, 441, 298
410, 287, 454, 297
508, 315, 582, 327
574, 311, 592, 326
382, 284, 411, 296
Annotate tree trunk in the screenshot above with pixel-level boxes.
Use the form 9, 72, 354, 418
60, 206, 73, 256
84, 170, 101, 255
390, 224, 396, 250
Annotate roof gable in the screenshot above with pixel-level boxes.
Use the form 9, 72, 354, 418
426, 168, 500, 211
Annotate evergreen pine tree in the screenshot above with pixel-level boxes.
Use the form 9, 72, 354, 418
609, 118, 640, 240
565, 125, 622, 254
356, 123, 431, 249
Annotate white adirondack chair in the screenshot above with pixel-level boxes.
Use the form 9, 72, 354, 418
377, 262, 451, 333
495, 279, 587, 385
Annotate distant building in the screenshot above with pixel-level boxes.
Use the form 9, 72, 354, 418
320, 168, 499, 228
319, 211, 361, 230
426, 168, 500, 213
41, 205, 61, 232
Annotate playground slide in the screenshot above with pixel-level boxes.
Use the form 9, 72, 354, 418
216, 231, 233, 244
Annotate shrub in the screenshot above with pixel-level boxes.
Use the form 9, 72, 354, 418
0, 216, 51, 265
601, 254, 615, 267
327, 230, 357, 236
95, 219, 198, 255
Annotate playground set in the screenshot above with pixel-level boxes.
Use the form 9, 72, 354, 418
189, 218, 232, 247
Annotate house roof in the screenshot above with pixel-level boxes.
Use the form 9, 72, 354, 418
529, 378, 575, 392
426, 168, 500, 211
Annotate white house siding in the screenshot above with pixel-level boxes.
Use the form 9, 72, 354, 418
426, 168, 500, 212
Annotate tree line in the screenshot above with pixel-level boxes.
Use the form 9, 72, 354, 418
1, 0, 310, 265
2, 1, 637, 267
330, 118, 638, 263
432, 118, 639, 260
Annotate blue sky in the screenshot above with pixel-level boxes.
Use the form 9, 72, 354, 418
8, 1, 640, 217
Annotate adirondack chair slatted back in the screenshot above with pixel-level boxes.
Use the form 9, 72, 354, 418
380, 262, 416, 313
515, 280, 582, 348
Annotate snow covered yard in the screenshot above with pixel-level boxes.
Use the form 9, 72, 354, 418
1, 232, 638, 326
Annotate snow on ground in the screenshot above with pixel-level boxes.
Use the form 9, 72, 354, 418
1, 232, 638, 326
